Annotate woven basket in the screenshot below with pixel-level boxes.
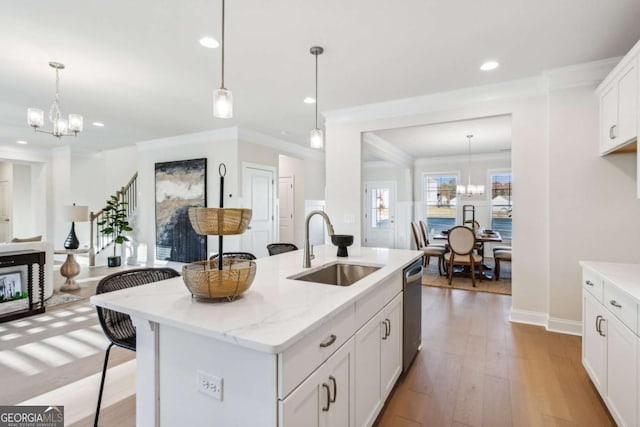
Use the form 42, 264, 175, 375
182, 258, 256, 300
188, 207, 252, 236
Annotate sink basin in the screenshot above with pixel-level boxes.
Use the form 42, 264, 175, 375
290, 262, 381, 286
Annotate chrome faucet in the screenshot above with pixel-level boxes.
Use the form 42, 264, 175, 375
303, 210, 335, 268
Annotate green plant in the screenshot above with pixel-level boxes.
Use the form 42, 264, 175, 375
98, 195, 133, 258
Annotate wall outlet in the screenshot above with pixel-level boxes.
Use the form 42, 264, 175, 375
197, 370, 223, 401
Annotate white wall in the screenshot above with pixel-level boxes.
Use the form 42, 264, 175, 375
13, 163, 33, 238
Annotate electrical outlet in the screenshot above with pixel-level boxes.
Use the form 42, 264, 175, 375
197, 370, 223, 400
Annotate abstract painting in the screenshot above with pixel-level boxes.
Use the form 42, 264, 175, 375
155, 158, 207, 262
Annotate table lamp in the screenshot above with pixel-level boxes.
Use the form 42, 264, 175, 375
63, 204, 89, 250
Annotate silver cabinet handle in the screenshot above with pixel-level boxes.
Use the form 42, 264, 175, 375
585, 280, 594, 287
382, 320, 388, 340
328, 376, 337, 403
320, 334, 337, 348
598, 317, 606, 337
385, 319, 391, 337
609, 300, 622, 308
322, 383, 330, 411
610, 124, 617, 139
595, 315, 601, 334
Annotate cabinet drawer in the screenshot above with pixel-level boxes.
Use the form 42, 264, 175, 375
582, 268, 603, 303
355, 271, 402, 330
604, 280, 638, 334
278, 303, 356, 399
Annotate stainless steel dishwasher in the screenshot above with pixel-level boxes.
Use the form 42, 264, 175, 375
403, 258, 423, 372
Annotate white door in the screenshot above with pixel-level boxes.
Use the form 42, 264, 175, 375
279, 176, 295, 243
607, 314, 637, 427
0, 182, 12, 242
355, 310, 383, 427
363, 181, 396, 248
380, 294, 402, 399
583, 292, 607, 393
242, 165, 275, 259
323, 337, 354, 427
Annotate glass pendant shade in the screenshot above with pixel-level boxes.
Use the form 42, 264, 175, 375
54, 118, 69, 136
69, 114, 83, 132
28, 108, 44, 128
310, 128, 324, 149
213, 88, 233, 119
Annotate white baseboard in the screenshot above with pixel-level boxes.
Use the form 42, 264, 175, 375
509, 308, 548, 327
510, 309, 583, 336
547, 317, 582, 336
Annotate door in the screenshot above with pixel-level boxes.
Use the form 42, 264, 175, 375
617, 61, 637, 145
583, 291, 607, 393
0, 181, 11, 242
600, 84, 618, 153
354, 311, 383, 427
242, 165, 275, 258
363, 181, 396, 248
279, 364, 323, 427
607, 313, 637, 427
380, 294, 402, 399
279, 176, 295, 243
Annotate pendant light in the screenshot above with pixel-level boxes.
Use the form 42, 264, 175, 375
457, 134, 485, 197
213, 0, 232, 118
309, 46, 324, 149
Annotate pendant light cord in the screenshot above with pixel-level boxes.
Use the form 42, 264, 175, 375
314, 52, 318, 129
221, 0, 225, 88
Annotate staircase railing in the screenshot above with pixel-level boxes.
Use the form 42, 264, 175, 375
89, 172, 138, 266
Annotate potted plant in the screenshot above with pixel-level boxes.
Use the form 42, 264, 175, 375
98, 195, 132, 267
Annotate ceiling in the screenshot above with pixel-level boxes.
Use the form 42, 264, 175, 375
2, 0, 640, 153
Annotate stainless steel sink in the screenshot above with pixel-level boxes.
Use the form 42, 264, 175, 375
290, 262, 381, 286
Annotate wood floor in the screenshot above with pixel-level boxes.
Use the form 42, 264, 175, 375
0, 266, 613, 427
375, 287, 614, 427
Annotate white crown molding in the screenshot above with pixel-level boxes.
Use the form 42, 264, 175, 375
362, 133, 412, 167
509, 308, 548, 327
238, 128, 324, 161
136, 127, 239, 151
544, 57, 621, 91
547, 317, 582, 336
414, 151, 511, 166
323, 77, 546, 125
363, 160, 402, 169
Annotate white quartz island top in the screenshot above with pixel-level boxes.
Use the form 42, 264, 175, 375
580, 261, 640, 301
91, 245, 422, 354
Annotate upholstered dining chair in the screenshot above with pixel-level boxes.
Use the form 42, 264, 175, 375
444, 225, 482, 287
267, 243, 298, 256
210, 252, 257, 261
94, 267, 180, 427
411, 221, 446, 275
418, 220, 446, 250
493, 247, 512, 280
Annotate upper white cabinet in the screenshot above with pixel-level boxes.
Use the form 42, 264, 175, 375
597, 42, 639, 155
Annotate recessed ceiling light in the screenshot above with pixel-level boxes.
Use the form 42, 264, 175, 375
199, 37, 220, 49
92, 122, 105, 127
16, 140, 27, 145
480, 60, 499, 71
303, 97, 316, 104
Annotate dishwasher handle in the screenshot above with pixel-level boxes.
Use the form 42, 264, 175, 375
405, 260, 423, 283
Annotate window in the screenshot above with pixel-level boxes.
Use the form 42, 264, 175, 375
423, 174, 457, 236
490, 172, 512, 240
370, 187, 390, 228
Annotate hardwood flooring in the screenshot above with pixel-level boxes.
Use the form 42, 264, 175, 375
375, 286, 614, 427
1, 266, 613, 427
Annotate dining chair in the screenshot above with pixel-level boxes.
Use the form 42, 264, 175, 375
493, 247, 512, 280
94, 267, 180, 427
411, 221, 445, 275
210, 252, 257, 260
418, 220, 446, 249
444, 225, 482, 287
267, 243, 298, 256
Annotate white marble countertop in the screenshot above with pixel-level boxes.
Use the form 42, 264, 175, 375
91, 245, 422, 354
580, 261, 640, 301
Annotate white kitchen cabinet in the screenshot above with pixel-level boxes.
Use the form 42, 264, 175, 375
607, 313, 637, 427
355, 293, 403, 427
598, 53, 638, 155
280, 337, 355, 427
583, 290, 607, 394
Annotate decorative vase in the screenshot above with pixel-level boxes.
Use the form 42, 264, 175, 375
108, 256, 121, 267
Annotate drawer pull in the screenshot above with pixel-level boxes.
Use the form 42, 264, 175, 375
329, 375, 337, 403
609, 300, 622, 309
585, 280, 594, 287
319, 334, 337, 348
322, 383, 330, 411
598, 317, 606, 337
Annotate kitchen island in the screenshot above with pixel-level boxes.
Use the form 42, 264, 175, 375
91, 245, 422, 427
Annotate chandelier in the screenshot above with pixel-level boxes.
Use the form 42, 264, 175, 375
457, 134, 485, 197
27, 62, 83, 138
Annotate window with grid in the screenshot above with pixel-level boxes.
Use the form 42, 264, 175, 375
423, 174, 457, 236
370, 187, 390, 228
490, 172, 512, 240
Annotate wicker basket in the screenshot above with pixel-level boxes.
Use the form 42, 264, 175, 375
188, 207, 252, 236
182, 258, 256, 300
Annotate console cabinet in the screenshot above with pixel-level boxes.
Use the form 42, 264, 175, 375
581, 264, 639, 427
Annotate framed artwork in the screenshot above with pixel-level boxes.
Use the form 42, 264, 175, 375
155, 158, 207, 263
0, 270, 27, 315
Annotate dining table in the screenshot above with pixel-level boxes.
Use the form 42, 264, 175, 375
433, 230, 502, 279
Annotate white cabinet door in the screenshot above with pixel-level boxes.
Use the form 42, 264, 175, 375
617, 60, 638, 146
583, 291, 607, 393
280, 338, 354, 427
380, 293, 403, 399
600, 84, 619, 154
354, 310, 383, 427
607, 314, 637, 427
